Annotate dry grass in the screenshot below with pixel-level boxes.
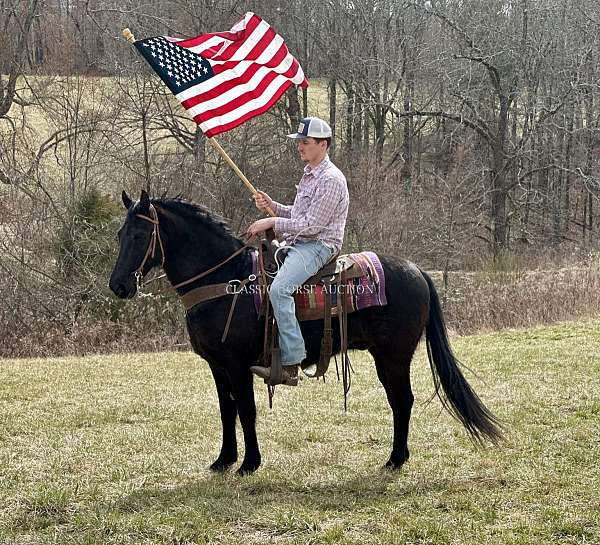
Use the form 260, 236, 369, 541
1, 319, 599, 544
3, 262, 599, 359
435, 265, 600, 334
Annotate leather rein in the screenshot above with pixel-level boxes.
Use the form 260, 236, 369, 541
134, 204, 257, 341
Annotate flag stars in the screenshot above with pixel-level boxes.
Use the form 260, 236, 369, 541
141, 36, 213, 90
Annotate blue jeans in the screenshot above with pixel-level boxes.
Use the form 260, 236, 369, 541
269, 240, 334, 365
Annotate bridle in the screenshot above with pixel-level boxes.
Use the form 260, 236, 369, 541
133, 203, 254, 292
133, 204, 165, 290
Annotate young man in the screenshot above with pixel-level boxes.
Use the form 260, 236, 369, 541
247, 117, 349, 386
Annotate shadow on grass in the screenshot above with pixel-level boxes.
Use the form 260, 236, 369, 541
111, 468, 507, 519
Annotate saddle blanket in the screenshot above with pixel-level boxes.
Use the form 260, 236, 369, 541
251, 250, 388, 321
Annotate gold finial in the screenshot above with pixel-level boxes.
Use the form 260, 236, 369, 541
122, 28, 136, 43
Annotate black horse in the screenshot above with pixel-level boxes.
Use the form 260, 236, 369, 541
109, 190, 501, 475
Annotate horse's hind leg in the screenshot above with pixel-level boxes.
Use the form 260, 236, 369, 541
370, 347, 415, 469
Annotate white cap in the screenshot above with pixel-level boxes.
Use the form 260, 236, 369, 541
287, 117, 332, 139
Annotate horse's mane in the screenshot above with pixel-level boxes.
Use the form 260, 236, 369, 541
154, 197, 241, 243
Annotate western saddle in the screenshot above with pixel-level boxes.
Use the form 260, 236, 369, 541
177, 230, 363, 408
257, 233, 363, 407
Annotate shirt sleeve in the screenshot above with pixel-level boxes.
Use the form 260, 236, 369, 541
274, 176, 343, 238
271, 200, 292, 218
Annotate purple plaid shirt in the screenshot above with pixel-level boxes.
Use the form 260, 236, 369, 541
272, 156, 349, 254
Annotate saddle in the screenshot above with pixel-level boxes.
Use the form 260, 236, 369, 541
178, 232, 385, 408
257, 234, 363, 402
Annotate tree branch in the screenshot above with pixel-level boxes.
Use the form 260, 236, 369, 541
391, 108, 494, 143
0, 0, 40, 117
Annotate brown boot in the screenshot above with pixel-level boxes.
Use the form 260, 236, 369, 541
250, 364, 299, 386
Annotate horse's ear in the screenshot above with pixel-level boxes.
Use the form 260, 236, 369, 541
139, 190, 150, 214
122, 190, 133, 210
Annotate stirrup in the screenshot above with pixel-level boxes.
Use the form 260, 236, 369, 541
268, 348, 283, 385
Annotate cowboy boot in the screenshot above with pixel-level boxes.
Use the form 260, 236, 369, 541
250, 364, 299, 386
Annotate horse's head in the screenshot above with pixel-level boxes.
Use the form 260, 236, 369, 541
109, 189, 164, 299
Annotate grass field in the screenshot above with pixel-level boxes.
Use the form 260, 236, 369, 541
1, 320, 599, 544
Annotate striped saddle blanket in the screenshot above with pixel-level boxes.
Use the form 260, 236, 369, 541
252, 251, 387, 321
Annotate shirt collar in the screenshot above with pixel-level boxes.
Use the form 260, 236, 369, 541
303, 155, 330, 177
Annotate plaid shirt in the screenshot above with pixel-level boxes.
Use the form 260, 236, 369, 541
273, 156, 349, 254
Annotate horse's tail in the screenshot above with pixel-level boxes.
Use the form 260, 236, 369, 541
420, 270, 503, 444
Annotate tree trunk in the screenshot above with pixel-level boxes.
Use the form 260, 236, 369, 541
584, 49, 595, 245
345, 83, 354, 152
563, 95, 574, 239
301, 86, 308, 119
329, 78, 337, 151
286, 86, 301, 130
0, 0, 41, 117
374, 104, 385, 164
400, 82, 413, 185
400, 36, 414, 185
194, 124, 206, 165
141, 111, 151, 193
584, 87, 594, 245
354, 91, 363, 150
491, 97, 510, 255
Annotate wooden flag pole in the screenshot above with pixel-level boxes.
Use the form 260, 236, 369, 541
122, 28, 275, 217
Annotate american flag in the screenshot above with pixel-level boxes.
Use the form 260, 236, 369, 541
134, 12, 308, 137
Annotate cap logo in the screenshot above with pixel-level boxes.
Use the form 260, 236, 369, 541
298, 122, 305, 134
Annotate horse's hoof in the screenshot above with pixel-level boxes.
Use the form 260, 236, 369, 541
384, 450, 409, 470
209, 457, 237, 472
236, 459, 261, 476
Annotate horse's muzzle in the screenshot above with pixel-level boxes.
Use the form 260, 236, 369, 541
109, 275, 137, 299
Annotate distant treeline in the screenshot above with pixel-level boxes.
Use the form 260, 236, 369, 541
1, 0, 600, 357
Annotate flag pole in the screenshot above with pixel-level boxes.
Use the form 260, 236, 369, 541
122, 28, 276, 217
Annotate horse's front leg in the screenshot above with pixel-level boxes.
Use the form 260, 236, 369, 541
208, 365, 238, 472
231, 367, 261, 475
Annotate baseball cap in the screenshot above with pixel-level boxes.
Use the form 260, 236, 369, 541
287, 117, 332, 139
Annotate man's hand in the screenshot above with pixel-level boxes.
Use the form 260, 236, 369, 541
253, 190, 274, 213
246, 217, 276, 237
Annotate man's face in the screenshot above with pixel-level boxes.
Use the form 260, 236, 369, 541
297, 138, 325, 163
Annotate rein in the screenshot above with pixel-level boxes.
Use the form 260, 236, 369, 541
134, 204, 256, 341
135, 204, 254, 289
